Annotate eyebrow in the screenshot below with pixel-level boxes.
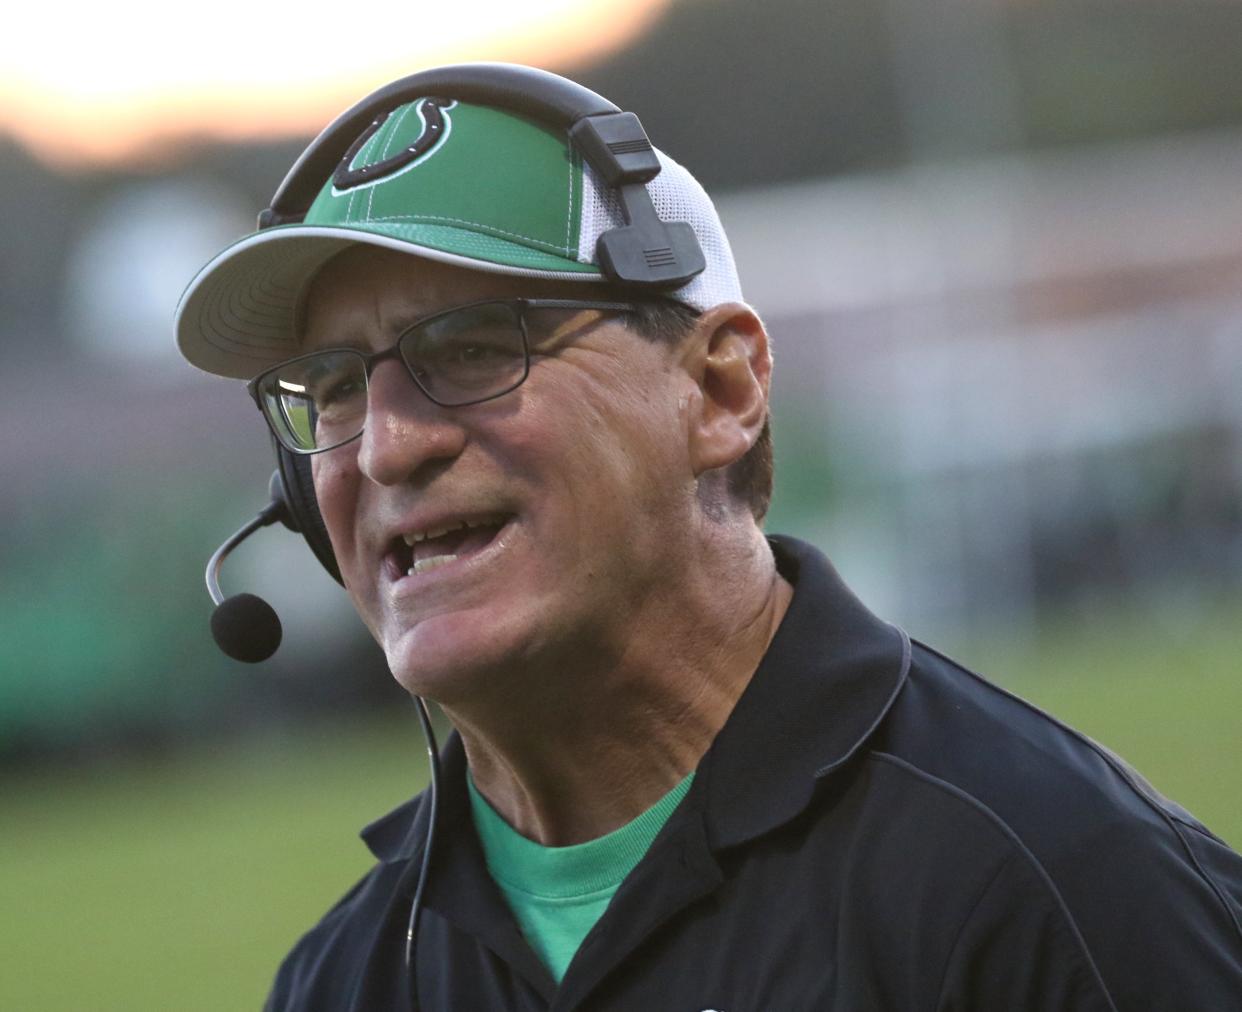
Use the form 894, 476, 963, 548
300, 296, 632, 354
299, 317, 411, 354
299, 303, 472, 352
302, 334, 380, 353
295, 294, 428, 352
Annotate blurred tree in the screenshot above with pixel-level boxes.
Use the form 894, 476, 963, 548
1011, 2, 1242, 146
577, 0, 1242, 185
577, 0, 905, 187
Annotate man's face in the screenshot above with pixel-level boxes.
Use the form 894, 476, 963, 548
303, 247, 700, 702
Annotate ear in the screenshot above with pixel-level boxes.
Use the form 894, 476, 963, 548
680, 303, 772, 477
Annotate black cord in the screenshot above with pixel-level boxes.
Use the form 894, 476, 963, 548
404, 695, 441, 1009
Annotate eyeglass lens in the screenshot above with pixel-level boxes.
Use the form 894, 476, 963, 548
258, 302, 529, 452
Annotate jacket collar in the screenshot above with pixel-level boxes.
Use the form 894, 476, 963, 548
693, 535, 910, 849
362, 535, 910, 861
362, 775, 432, 864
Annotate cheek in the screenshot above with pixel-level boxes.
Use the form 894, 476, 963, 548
310, 456, 359, 560
571, 398, 692, 521
605, 381, 692, 478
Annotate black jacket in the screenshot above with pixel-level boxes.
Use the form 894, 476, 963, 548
267, 536, 1242, 1010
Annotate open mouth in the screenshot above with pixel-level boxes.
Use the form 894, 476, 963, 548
386, 515, 511, 579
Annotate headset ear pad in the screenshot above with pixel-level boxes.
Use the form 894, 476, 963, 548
273, 442, 344, 585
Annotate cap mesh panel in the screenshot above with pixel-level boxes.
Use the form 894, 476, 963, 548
578, 150, 743, 312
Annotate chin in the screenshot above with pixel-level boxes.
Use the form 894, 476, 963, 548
382, 604, 542, 705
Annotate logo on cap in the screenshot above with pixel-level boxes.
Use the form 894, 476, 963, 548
332, 97, 457, 194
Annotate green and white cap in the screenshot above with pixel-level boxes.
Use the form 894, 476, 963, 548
176, 98, 743, 380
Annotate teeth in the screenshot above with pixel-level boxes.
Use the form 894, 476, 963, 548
401, 517, 501, 546
409, 554, 457, 575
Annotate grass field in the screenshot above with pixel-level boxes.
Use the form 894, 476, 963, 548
954, 595, 1242, 849
2, 601, 1239, 1011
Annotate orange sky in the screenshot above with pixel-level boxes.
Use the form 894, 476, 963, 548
0, 0, 671, 169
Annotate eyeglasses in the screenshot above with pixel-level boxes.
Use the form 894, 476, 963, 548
248, 298, 640, 455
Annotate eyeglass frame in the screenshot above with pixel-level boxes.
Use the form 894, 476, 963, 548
246, 297, 652, 455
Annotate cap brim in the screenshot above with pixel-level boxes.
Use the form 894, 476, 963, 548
175, 223, 602, 380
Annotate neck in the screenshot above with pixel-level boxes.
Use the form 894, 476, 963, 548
441, 527, 793, 846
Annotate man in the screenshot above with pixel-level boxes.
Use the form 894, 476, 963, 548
176, 65, 1242, 1010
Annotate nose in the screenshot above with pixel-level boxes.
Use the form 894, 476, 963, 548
356, 359, 466, 486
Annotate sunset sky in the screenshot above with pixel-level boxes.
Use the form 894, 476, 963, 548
1, 0, 670, 168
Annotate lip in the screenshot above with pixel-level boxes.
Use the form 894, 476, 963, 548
383, 508, 511, 547
382, 515, 516, 599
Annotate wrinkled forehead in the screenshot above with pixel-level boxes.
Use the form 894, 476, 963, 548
297, 244, 620, 351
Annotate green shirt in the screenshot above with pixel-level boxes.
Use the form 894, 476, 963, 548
467, 771, 695, 983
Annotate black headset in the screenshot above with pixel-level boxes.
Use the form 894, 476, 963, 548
247, 62, 707, 587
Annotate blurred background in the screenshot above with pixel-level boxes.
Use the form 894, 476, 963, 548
3, 0, 1241, 1007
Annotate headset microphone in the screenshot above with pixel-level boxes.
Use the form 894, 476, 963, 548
205, 472, 296, 662
204, 469, 443, 1007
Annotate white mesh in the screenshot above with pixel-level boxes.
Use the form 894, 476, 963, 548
577, 149, 744, 312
